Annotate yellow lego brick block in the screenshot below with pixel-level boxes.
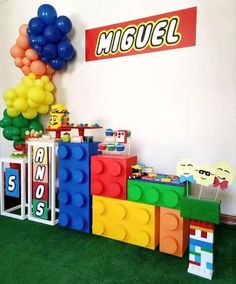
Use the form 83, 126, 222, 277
92, 196, 160, 249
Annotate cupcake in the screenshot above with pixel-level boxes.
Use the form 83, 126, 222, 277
107, 143, 115, 151
116, 144, 125, 151
105, 128, 113, 136
98, 143, 107, 150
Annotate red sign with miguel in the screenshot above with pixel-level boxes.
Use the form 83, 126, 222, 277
86, 7, 197, 61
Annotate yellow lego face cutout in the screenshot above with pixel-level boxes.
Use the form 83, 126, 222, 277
194, 164, 215, 186
214, 162, 235, 185
50, 114, 60, 128
177, 159, 196, 183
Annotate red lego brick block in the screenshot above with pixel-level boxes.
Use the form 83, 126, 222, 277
201, 231, 208, 238
190, 228, 195, 236
91, 155, 137, 199
190, 220, 215, 230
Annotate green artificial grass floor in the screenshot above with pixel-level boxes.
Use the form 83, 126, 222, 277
0, 216, 235, 284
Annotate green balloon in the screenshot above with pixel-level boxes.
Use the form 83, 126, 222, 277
20, 127, 29, 139
13, 135, 21, 142
31, 114, 40, 121
29, 121, 43, 132
12, 115, 29, 128
3, 109, 10, 118
3, 126, 20, 140
0, 116, 12, 128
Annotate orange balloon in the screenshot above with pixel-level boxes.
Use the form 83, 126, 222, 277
14, 57, 23, 68
16, 35, 30, 49
22, 57, 31, 66
19, 24, 28, 36
46, 64, 55, 74
47, 74, 53, 80
10, 44, 25, 58
21, 65, 31, 75
30, 60, 46, 76
25, 49, 38, 61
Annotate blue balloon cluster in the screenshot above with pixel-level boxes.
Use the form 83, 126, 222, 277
27, 4, 75, 70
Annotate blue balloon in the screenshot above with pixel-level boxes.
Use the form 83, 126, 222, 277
29, 17, 45, 35
41, 57, 49, 63
35, 36, 46, 46
27, 28, 32, 36
42, 43, 57, 60
55, 16, 72, 34
29, 35, 38, 46
60, 35, 68, 41
44, 26, 61, 43
37, 4, 57, 25
50, 58, 65, 70
57, 41, 75, 60
33, 44, 42, 53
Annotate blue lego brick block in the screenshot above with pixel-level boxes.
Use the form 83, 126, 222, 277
206, 262, 213, 270
189, 239, 213, 250
58, 142, 99, 233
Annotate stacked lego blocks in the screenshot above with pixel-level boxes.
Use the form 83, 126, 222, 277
58, 146, 189, 255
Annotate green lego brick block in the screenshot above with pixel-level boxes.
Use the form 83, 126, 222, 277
180, 196, 221, 224
127, 179, 187, 209
33, 200, 48, 220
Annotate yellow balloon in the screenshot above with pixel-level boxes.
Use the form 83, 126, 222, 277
22, 76, 34, 88
45, 82, 54, 92
15, 84, 28, 99
35, 79, 44, 88
28, 87, 45, 103
43, 92, 54, 105
28, 73, 36, 80
13, 98, 28, 112
27, 99, 39, 108
7, 107, 20, 117
3, 89, 17, 101
22, 108, 37, 119
6, 99, 13, 107
41, 75, 49, 83
37, 104, 49, 114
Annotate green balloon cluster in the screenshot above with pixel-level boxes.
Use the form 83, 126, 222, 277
0, 109, 43, 147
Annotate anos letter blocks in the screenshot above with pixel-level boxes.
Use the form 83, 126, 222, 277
159, 207, 189, 257
128, 179, 187, 210
92, 196, 160, 249
58, 142, 99, 233
180, 197, 221, 225
91, 155, 137, 200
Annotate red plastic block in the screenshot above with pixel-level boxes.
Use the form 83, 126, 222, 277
190, 220, 215, 230
190, 228, 195, 236
201, 231, 208, 238
91, 155, 137, 199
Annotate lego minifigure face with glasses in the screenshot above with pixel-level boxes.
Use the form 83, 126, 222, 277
194, 164, 215, 186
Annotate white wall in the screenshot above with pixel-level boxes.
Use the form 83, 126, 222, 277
0, 0, 236, 215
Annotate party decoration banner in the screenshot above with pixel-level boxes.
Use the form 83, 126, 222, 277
85, 7, 196, 61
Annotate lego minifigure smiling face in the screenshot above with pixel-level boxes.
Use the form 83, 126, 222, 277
213, 162, 235, 190
177, 159, 195, 183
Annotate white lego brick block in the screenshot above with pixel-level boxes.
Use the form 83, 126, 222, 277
188, 264, 213, 280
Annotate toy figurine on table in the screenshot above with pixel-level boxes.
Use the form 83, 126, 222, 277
45, 104, 71, 139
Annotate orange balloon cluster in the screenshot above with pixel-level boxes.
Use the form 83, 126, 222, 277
10, 24, 54, 79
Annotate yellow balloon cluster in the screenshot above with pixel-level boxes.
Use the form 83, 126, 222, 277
3, 73, 54, 119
